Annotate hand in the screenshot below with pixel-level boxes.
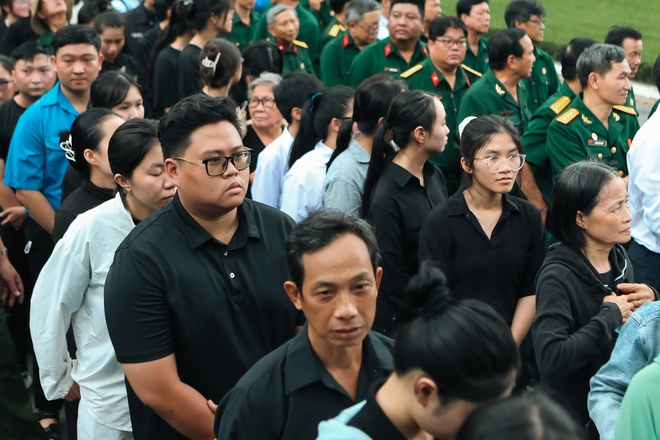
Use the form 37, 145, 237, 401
65, 382, 81, 402
0, 206, 28, 230
603, 294, 634, 324
618, 283, 656, 311
207, 399, 217, 414
0, 256, 23, 307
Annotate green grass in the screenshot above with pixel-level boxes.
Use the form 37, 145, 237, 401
440, 0, 660, 83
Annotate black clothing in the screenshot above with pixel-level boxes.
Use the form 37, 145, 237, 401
0, 17, 38, 56
243, 124, 267, 173
102, 51, 147, 82
176, 44, 202, 101
347, 380, 406, 440
215, 323, 394, 439
105, 194, 303, 440
0, 99, 26, 160
136, 25, 161, 64
418, 192, 545, 325
61, 165, 81, 204
123, 4, 157, 58
366, 161, 447, 335
153, 46, 181, 118
52, 180, 114, 244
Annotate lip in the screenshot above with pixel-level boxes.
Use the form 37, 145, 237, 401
497, 177, 513, 184
622, 227, 631, 234
163, 194, 174, 201
332, 327, 363, 340
226, 181, 243, 194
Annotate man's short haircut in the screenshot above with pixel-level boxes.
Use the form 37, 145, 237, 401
266, 4, 297, 27
286, 210, 380, 289
456, 0, 488, 17
389, 0, 424, 19
0, 55, 12, 74
429, 16, 467, 40
504, 0, 545, 28
576, 43, 626, 89
487, 28, 525, 71
346, 0, 382, 25
10, 41, 52, 65
559, 38, 597, 81
273, 72, 324, 124
604, 26, 642, 47
247, 72, 282, 101
52, 25, 101, 55
159, 94, 243, 158
93, 10, 127, 34
653, 54, 660, 93
329, 0, 349, 15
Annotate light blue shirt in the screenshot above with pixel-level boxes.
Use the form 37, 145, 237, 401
321, 138, 370, 218
251, 127, 294, 209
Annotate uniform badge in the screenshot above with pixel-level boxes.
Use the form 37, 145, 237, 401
612, 112, 620, 122
300, 63, 305, 69
591, 133, 598, 141
495, 84, 505, 96
582, 114, 592, 125
542, 67, 547, 74
385, 44, 391, 57
431, 72, 440, 86
630, 98, 635, 106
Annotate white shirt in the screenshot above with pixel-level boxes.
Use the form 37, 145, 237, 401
31, 194, 134, 431
251, 127, 295, 208
378, 14, 390, 40
280, 141, 333, 222
628, 109, 660, 253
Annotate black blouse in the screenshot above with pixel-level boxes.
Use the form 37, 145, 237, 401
52, 180, 114, 244
347, 379, 407, 440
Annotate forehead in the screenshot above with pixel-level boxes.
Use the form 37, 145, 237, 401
252, 83, 275, 95
470, 2, 489, 13
301, 233, 374, 280
187, 121, 243, 153
438, 26, 466, 38
597, 177, 627, 203
360, 9, 381, 22
391, 2, 420, 14
275, 9, 296, 22
100, 26, 125, 37
520, 35, 534, 51
621, 37, 643, 51
604, 60, 630, 76
56, 43, 99, 57
16, 53, 51, 67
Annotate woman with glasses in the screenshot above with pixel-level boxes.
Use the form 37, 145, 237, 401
419, 115, 545, 348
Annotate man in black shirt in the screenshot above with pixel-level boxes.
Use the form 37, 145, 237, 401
123, 0, 160, 58
104, 94, 303, 440
215, 210, 394, 440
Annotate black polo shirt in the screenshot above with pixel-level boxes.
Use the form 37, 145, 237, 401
104, 194, 303, 440
123, 4, 157, 58
418, 191, 545, 325
347, 379, 406, 440
366, 161, 447, 334
214, 323, 394, 440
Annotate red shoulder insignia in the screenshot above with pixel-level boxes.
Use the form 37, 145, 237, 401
431, 71, 440, 86
385, 43, 391, 57
343, 34, 349, 47
277, 42, 285, 53
422, 45, 428, 56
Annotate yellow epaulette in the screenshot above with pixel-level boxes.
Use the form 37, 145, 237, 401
612, 105, 637, 116
293, 40, 308, 49
328, 24, 345, 37
400, 64, 423, 79
556, 108, 580, 124
460, 63, 482, 78
549, 96, 571, 114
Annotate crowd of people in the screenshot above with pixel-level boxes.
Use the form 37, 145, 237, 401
0, 0, 659, 438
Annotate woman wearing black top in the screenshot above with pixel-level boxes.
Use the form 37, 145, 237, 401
53, 108, 124, 243
418, 115, 545, 347
362, 89, 448, 335
199, 37, 242, 97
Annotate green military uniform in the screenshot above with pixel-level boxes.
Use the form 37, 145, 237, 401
345, 37, 428, 88
300, 0, 335, 30
463, 36, 488, 77
522, 47, 560, 114
547, 94, 637, 183
320, 32, 360, 87
521, 81, 576, 203
218, 9, 261, 52
626, 87, 638, 114
649, 98, 660, 119
279, 39, 315, 75
458, 69, 532, 135
403, 58, 475, 194
320, 16, 346, 49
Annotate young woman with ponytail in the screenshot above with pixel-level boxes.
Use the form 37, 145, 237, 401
199, 38, 242, 98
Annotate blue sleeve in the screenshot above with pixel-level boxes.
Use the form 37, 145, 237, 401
4, 106, 46, 191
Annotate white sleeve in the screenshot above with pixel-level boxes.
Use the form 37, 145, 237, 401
280, 170, 307, 223
631, 140, 660, 243
251, 149, 284, 209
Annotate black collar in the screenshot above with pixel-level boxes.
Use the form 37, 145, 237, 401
446, 190, 520, 221
384, 160, 436, 188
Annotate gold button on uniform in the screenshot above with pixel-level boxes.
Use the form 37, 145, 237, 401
619, 170, 624, 177
598, 153, 603, 159
610, 147, 616, 154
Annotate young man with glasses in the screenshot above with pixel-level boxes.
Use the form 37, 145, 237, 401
505, 0, 559, 114
104, 94, 303, 440
457, 0, 489, 76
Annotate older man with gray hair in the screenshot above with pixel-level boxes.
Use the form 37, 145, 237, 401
320, 0, 382, 86
267, 4, 314, 75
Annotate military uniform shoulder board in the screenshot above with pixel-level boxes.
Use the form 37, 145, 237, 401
612, 105, 637, 116
328, 24, 345, 37
460, 64, 482, 78
293, 40, 308, 49
549, 96, 571, 114
556, 108, 579, 124
400, 64, 424, 79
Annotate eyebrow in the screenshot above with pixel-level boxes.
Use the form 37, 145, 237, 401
483, 148, 518, 154
59, 53, 97, 58
309, 271, 372, 290
202, 145, 244, 155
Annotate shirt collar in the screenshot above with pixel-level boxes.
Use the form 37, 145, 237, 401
384, 160, 435, 188
384, 37, 427, 60
558, 81, 576, 99
40, 83, 78, 115
349, 138, 371, 164
446, 190, 520, 218
424, 58, 469, 91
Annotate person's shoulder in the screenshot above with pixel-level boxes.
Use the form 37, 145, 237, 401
243, 198, 296, 230
612, 105, 638, 118
117, 202, 173, 250
232, 338, 291, 391
369, 331, 394, 352
551, 106, 581, 128
535, 47, 554, 62
507, 195, 542, 218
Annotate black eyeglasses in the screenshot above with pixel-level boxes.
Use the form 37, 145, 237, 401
248, 97, 275, 108
175, 148, 252, 176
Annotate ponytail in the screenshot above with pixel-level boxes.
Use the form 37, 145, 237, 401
361, 121, 395, 217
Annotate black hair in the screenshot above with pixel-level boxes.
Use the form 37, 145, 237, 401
0, 0, 14, 19
199, 38, 242, 89
654, 54, 660, 93
604, 26, 642, 47
390, 0, 424, 18
329, 0, 349, 14
148, 0, 190, 90
288, 86, 355, 168
329, 74, 406, 170
576, 44, 625, 89
429, 16, 467, 40
0, 55, 12, 74
488, 28, 526, 71
362, 90, 436, 217
504, 0, 545, 28
456, 0, 488, 17
456, 392, 586, 440
52, 25, 101, 55
93, 9, 126, 34
183, 0, 231, 31
273, 72, 324, 125
286, 210, 380, 288
10, 41, 52, 65
559, 38, 597, 81
395, 268, 519, 403
77, 0, 112, 26
546, 161, 620, 251
108, 119, 160, 189
230, 40, 283, 104
59, 108, 118, 179
159, 93, 243, 158
91, 71, 141, 110
460, 115, 522, 186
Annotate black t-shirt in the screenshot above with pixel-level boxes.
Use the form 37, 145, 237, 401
0, 98, 26, 161
123, 4, 156, 58
243, 124, 267, 173
347, 380, 407, 440
176, 44, 202, 101
153, 46, 181, 118
104, 194, 303, 440
0, 17, 38, 56
136, 25, 161, 65
102, 51, 148, 89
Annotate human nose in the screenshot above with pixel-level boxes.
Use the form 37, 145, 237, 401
223, 157, 239, 176
623, 203, 632, 223
163, 174, 176, 191
334, 291, 358, 320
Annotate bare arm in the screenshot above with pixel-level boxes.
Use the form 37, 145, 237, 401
511, 295, 536, 347
16, 189, 55, 234
519, 163, 547, 223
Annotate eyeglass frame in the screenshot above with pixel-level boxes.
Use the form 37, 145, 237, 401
174, 148, 253, 176
355, 21, 379, 33
527, 18, 545, 26
433, 37, 468, 49
472, 154, 526, 173
248, 97, 275, 108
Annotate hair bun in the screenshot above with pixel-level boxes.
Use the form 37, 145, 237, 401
406, 268, 452, 317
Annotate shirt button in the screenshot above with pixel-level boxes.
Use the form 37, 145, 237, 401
598, 153, 603, 159
610, 147, 617, 154
230, 272, 235, 278
224, 251, 228, 256
618, 170, 624, 177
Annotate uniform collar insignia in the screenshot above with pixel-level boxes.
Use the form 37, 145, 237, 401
495, 84, 505, 96
431, 71, 440, 86
612, 111, 620, 122
581, 114, 592, 125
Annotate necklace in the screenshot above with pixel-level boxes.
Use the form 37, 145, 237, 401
463, 189, 500, 229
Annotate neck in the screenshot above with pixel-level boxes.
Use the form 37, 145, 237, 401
252, 122, 282, 141
392, 144, 428, 181
280, 39, 294, 50
190, 27, 217, 48
60, 84, 90, 114
350, 31, 367, 50
582, 90, 611, 126
393, 37, 416, 53
88, 168, 116, 190
356, 132, 374, 155
324, 132, 338, 150
581, 242, 614, 273
376, 375, 426, 439
180, 194, 240, 243
308, 327, 363, 371
5, 14, 18, 25
159, 18, 169, 30
125, 192, 156, 221
288, 120, 301, 138
467, 29, 481, 50
423, 21, 430, 38
171, 31, 194, 50
493, 69, 521, 93
235, 3, 252, 21
336, 11, 346, 25
433, 60, 458, 81
465, 183, 503, 210
14, 93, 36, 108
203, 84, 231, 97
47, 14, 68, 32
566, 78, 582, 95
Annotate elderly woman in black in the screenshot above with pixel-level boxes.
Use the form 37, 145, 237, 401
532, 161, 658, 428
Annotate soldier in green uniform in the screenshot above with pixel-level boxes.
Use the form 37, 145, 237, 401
420, 0, 441, 43
505, 0, 559, 114
320, 0, 381, 87
267, 5, 314, 75
605, 26, 643, 115
320, 0, 348, 49
457, 0, 489, 76
458, 28, 534, 136
218, 0, 260, 52
301, 0, 335, 30
547, 44, 638, 185
345, 0, 428, 87
404, 16, 474, 194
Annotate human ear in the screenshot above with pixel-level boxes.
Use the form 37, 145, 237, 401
413, 126, 426, 144
284, 281, 303, 310
164, 158, 180, 187
413, 377, 440, 409
291, 107, 303, 122
114, 174, 131, 192
460, 157, 472, 174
